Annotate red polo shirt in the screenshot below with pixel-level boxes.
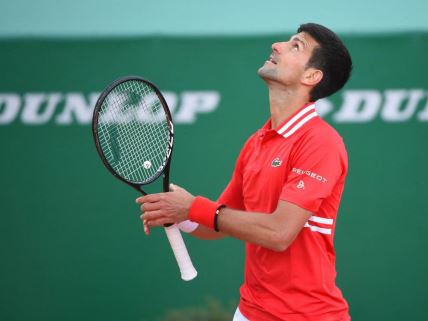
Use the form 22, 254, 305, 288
218, 103, 350, 321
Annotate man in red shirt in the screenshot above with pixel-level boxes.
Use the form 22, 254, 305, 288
137, 23, 353, 321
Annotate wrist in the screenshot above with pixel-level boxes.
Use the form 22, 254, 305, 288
188, 196, 225, 230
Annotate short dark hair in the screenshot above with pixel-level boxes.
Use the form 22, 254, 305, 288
297, 23, 352, 101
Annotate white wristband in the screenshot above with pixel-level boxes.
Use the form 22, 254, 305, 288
178, 220, 199, 233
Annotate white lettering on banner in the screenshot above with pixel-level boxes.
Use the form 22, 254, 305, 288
331, 90, 382, 122
317, 89, 428, 122
381, 89, 425, 121
0, 94, 20, 124
0, 91, 221, 125
56, 93, 99, 125
418, 97, 428, 121
21, 93, 61, 125
174, 91, 220, 123
1, 89, 428, 125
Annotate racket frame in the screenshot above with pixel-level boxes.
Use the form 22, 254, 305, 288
92, 75, 174, 195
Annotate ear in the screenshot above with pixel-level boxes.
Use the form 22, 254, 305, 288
301, 68, 323, 87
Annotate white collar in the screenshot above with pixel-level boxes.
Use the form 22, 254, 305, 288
276, 103, 318, 138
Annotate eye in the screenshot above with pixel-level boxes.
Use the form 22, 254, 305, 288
292, 43, 299, 51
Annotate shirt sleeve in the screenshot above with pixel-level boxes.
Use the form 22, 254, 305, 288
280, 134, 347, 213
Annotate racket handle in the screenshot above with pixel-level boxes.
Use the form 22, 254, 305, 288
164, 225, 198, 281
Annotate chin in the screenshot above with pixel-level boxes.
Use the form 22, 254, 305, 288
258, 66, 276, 81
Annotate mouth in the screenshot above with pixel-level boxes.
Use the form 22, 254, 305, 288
267, 54, 277, 64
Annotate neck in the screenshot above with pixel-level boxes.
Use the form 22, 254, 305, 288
267, 85, 311, 129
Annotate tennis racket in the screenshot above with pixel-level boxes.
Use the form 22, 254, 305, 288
92, 75, 197, 281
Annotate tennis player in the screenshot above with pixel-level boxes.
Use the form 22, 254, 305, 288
137, 23, 353, 321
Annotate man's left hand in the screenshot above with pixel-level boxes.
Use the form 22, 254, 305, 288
136, 184, 195, 229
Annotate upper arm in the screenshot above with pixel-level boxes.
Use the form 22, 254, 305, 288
271, 200, 312, 251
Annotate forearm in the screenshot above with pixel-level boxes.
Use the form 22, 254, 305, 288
216, 208, 289, 251
178, 208, 280, 244
184, 211, 280, 246
190, 225, 226, 240
188, 197, 310, 251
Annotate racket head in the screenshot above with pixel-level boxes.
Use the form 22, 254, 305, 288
92, 76, 174, 189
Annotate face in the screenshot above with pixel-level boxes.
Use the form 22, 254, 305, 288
258, 32, 320, 87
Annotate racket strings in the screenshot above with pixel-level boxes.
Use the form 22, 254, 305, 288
108, 81, 168, 178
97, 80, 171, 183
100, 93, 167, 181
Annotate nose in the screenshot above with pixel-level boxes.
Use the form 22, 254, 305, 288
271, 42, 282, 53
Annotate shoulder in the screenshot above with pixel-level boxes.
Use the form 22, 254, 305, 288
301, 117, 346, 151
288, 118, 348, 175
290, 117, 348, 165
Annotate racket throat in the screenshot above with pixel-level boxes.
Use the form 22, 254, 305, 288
163, 174, 170, 193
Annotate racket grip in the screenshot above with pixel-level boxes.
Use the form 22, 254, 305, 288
164, 225, 198, 281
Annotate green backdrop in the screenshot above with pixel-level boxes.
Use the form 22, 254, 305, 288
0, 33, 427, 321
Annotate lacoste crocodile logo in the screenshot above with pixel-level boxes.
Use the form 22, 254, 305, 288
271, 157, 282, 167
